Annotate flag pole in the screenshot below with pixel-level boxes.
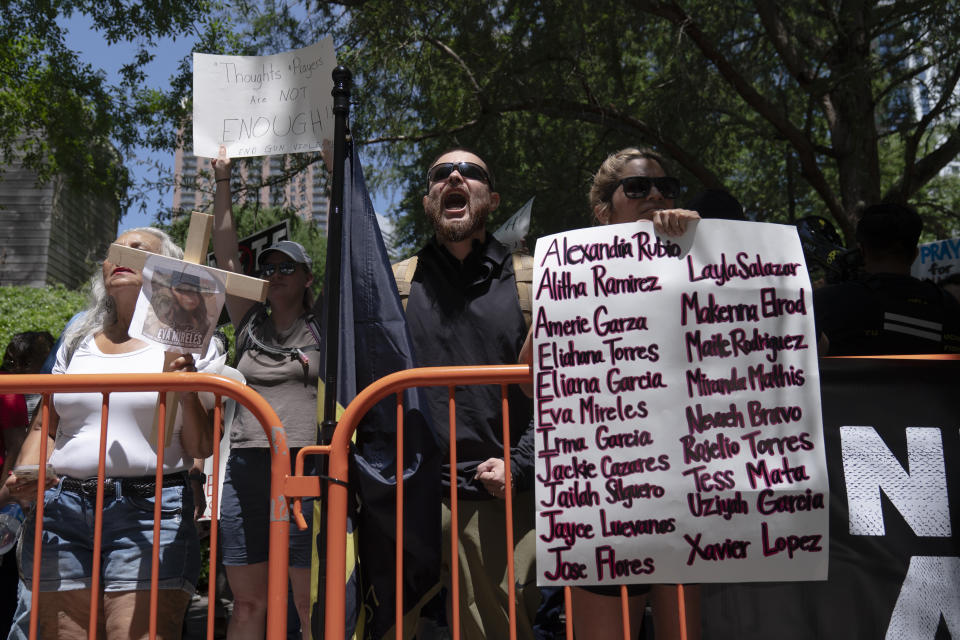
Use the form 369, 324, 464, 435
323, 65, 352, 435
315, 65, 351, 637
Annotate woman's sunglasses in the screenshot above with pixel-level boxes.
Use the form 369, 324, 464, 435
259, 262, 299, 277
616, 176, 681, 200
427, 161, 492, 188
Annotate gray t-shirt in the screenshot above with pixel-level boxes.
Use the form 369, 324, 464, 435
232, 307, 320, 448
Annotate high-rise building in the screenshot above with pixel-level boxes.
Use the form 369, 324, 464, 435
172, 148, 329, 230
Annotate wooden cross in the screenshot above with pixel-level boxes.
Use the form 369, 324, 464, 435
107, 211, 269, 447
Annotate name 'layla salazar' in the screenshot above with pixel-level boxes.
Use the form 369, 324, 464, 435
686, 252, 803, 287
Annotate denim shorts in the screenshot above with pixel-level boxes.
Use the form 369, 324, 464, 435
17, 476, 199, 593
220, 448, 315, 568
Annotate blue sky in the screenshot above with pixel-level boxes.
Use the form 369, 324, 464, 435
58, 11, 396, 235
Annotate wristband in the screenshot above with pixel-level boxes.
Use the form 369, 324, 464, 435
189, 471, 207, 484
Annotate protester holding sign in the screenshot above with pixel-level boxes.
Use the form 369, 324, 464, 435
5, 228, 220, 639
212, 156, 321, 639
579, 147, 701, 639
519, 148, 702, 637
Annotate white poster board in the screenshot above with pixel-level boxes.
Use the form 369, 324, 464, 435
533, 219, 829, 585
911, 237, 960, 282
193, 37, 337, 158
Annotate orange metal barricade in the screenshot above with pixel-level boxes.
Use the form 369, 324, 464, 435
0, 366, 693, 638
294, 364, 691, 640
0, 372, 296, 640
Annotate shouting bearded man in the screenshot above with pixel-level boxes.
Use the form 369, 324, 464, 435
394, 148, 539, 639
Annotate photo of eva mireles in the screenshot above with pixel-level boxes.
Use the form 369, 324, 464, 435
130, 254, 226, 354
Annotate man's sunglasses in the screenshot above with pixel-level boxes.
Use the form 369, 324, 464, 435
427, 162, 492, 188
259, 262, 299, 277
616, 176, 681, 200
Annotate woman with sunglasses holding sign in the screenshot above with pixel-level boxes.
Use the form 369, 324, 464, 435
522, 147, 700, 638
585, 147, 700, 638
589, 147, 698, 233
211, 155, 320, 640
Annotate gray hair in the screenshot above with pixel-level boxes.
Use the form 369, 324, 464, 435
62, 228, 183, 363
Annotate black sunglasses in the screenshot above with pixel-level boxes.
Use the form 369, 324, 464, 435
616, 176, 681, 200
427, 162, 492, 187
259, 262, 299, 277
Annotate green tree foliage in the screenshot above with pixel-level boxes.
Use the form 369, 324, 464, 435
307, 0, 960, 249
0, 285, 88, 354
0, 0, 215, 208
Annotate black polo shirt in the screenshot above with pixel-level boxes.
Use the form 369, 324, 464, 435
813, 273, 960, 355
405, 235, 534, 499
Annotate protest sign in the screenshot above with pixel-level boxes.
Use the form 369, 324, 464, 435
911, 237, 960, 282
207, 219, 290, 275
130, 255, 225, 354
532, 219, 828, 585
493, 196, 534, 252
193, 37, 336, 158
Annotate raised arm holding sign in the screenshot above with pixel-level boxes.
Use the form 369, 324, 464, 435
209, 153, 323, 638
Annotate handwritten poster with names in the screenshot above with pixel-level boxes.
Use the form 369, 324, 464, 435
193, 37, 336, 158
533, 220, 829, 585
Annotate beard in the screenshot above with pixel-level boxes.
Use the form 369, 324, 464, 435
425, 189, 492, 243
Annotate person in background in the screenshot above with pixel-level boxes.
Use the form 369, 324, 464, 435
1, 332, 54, 426
938, 272, 960, 304
6, 325, 78, 640
814, 202, 960, 355
0, 332, 52, 636
212, 156, 320, 640
684, 188, 746, 221
4, 227, 220, 639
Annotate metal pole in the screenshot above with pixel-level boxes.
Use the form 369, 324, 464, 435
322, 65, 352, 434
316, 64, 351, 638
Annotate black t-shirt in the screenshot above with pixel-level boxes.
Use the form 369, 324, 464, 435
813, 273, 960, 355
405, 235, 534, 499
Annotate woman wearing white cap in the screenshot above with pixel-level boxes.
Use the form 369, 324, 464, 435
212, 157, 321, 639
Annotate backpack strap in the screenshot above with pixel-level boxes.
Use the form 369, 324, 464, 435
512, 251, 533, 329
392, 251, 532, 329
391, 256, 419, 311
233, 303, 266, 367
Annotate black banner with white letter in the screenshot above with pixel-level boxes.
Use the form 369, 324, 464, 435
702, 357, 960, 639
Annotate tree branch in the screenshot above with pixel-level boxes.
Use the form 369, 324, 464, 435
362, 119, 480, 145
754, 1, 818, 90
424, 36, 485, 108
888, 126, 960, 201
636, 0, 845, 224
